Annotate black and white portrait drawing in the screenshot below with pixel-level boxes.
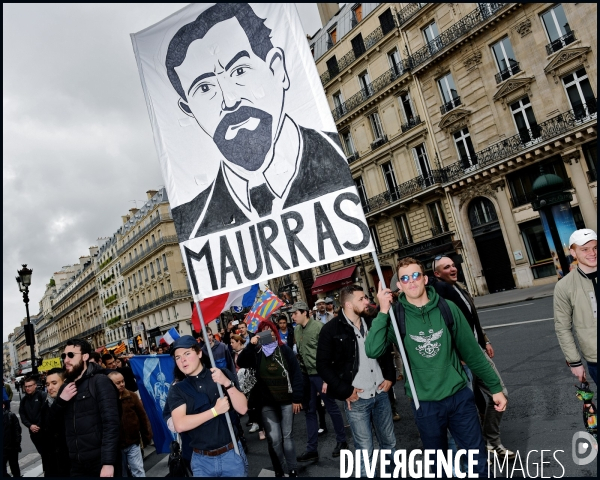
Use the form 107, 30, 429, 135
132, 3, 373, 299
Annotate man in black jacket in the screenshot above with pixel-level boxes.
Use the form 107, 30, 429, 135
55, 338, 121, 477
19, 375, 46, 456
317, 284, 396, 477
431, 256, 514, 459
3, 402, 22, 477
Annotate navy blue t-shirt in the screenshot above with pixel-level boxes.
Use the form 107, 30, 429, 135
166, 367, 240, 451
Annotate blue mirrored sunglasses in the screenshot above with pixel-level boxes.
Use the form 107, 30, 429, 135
399, 272, 422, 284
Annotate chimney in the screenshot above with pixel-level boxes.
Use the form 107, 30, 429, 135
146, 189, 158, 200
318, 3, 339, 27
89, 246, 99, 257
129, 208, 139, 216
121, 215, 130, 225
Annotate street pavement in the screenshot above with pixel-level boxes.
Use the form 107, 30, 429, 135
11, 292, 597, 477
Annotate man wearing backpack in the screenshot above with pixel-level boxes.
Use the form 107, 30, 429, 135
55, 338, 121, 477
365, 257, 507, 477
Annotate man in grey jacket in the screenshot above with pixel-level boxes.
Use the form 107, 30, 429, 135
554, 229, 597, 385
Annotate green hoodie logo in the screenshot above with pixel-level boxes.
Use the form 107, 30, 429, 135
410, 328, 443, 358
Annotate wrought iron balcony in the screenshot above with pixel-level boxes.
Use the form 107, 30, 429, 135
347, 152, 360, 164
494, 62, 521, 84
117, 212, 172, 256
397, 3, 427, 26
401, 115, 422, 133
459, 155, 478, 170
587, 169, 598, 183
120, 235, 179, 274
410, 3, 508, 69
128, 289, 191, 319
363, 169, 447, 215
440, 97, 462, 115
371, 135, 388, 151
545, 30, 576, 55
444, 99, 597, 183
331, 63, 411, 120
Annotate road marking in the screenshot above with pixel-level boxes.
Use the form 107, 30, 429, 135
483, 317, 553, 329
478, 302, 534, 313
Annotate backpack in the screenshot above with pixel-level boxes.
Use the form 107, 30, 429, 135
394, 296, 459, 370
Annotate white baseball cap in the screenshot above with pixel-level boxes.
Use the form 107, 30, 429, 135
569, 228, 597, 247
315, 298, 326, 305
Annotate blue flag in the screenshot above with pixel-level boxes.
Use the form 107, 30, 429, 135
129, 355, 176, 454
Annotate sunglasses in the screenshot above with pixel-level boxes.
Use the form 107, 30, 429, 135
61, 352, 82, 360
432, 255, 448, 272
399, 272, 423, 284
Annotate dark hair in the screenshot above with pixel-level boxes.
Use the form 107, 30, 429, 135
102, 353, 115, 364
397, 256, 425, 275
89, 351, 102, 363
46, 368, 66, 380
66, 338, 92, 355
257, 321, 283, 347
277, 314, 287, 322
172, 344, 208, 378
339, 284, 364, 306
165, 3, 274, 101
24, 375, 37, 385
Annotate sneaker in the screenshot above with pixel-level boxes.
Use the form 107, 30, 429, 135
246, 419, 253, 427
297, 451, 319, 462
289, 470, 298, 477
249, 423, 260, 433
332, 441, 348, 458
487, 444, 516, 460
259, 430, 266, 440
318, 428, 328, 436
392, 411, 400, 422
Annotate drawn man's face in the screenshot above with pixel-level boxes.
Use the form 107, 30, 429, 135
176, 18, 289, 171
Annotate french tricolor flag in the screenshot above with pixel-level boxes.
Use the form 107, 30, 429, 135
162, 327, 181, 345
191, 284, 260, 332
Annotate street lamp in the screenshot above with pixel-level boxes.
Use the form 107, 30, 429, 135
16, 264, 37, 375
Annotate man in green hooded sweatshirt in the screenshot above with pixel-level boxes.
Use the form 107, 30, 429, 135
365, 257, 507, 477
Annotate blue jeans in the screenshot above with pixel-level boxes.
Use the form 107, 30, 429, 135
262, 404, 297, 473
305, 374, 346, 452
411, 387, 488, 478
448, 366, 473, 477
343, 392, 396, 477
587, 362, 597, 385
122, 444, 146, 477
191, 441, 248, 477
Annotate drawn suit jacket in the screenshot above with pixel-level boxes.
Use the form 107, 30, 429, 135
172, 126, 354, 242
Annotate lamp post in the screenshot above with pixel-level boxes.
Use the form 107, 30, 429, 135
16, 264, 37, 375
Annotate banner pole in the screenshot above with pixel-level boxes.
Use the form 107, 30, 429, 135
192, 299, 241, 455
370, 253, 420, 410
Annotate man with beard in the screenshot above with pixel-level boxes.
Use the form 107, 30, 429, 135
166, 3, 355, 240
55, 338, 120, 477
40, 368, 70, 477
317, 286, 396, 477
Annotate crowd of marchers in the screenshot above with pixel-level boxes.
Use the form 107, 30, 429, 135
3, 228, 596, 478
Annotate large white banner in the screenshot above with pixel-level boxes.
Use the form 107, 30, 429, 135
132, 3, 374, 301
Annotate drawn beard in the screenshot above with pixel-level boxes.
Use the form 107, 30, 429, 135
65, 358, 85, 382
213, 106, 273, 171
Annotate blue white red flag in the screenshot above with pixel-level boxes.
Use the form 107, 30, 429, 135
191, 284, 259, 332
162, 327, 180, 345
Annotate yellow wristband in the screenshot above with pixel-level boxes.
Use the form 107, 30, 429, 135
211, 407, 218, 418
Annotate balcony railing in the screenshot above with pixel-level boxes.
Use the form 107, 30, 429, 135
332, 62, 411, 120
363, 169, 447, 214
494, 62, 521, 84
401, 115, 422, 133
117, 212, 172, 257
410, 3, 508, 69
397, 3, 427, 26
440, 97, 462, 115
545, 31, 576, 55
320, 12, 398, 86
347, 152, 360, 164
371, 135, 389, 151
444, 99, 597, 183
120, 235, 178, 274
128, 289, 191, 319
587, 169, 598, 183
52, 287, 98, 323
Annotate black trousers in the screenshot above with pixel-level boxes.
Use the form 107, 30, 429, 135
4, 451, 20, 477
70, 459, 121, 477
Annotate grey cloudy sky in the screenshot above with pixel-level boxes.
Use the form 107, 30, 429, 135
3, 3, 326, 342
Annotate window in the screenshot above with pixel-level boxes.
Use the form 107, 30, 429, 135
150, 262, 155, 277
128, 252, 132, 262
398, 92, 417, 128
583, 142, 597, 182
395, 214, 412, 245
351, 34, 366, 57
353, 4, 363, 24
159, 310, 164, 323
144, 266, 149, 282
368, 112, 385, 141
318, 264, 331, 274
156, 258, 161, 274
332, 91, 345, 117
370, 225, 382, 254
438, 73, 460, 113
328, 27, 337, 47
428, 201, 448, 236
507, 157, 569, 207
128, 277, 132, 291
381, 162, 400, 201
167, 280, 172, 293
133, 248, 137, 259
154, 286, 159, 300
378, 8, 395, 36
468, 198, 498, 227
166, 308, 171, 320
491, 37, 519, 82
541, 4, 575, 53
342, 257, 355, 266
510, 96, 540, 144
145, 239, 149, 250
138, 270, 143, 284
412, 144, 433, 184
151, 234, 156, 245
388, 48, 403, 76
519, 219, 555, 279
453, 128, 477, 168
326, 56, 339, 77
341, 131, 357, 158
162, 254, 168, 270
142, 292, 146, 304
359, 72, 373, 97
355, 176, 369, 210
423, 21, 439, 47
161, 283, 166, 296
562, 68, 595, 119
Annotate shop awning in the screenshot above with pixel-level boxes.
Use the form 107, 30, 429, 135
311, 266, 356, 294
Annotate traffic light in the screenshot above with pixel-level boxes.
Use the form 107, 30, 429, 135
24, 324, 36, 346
